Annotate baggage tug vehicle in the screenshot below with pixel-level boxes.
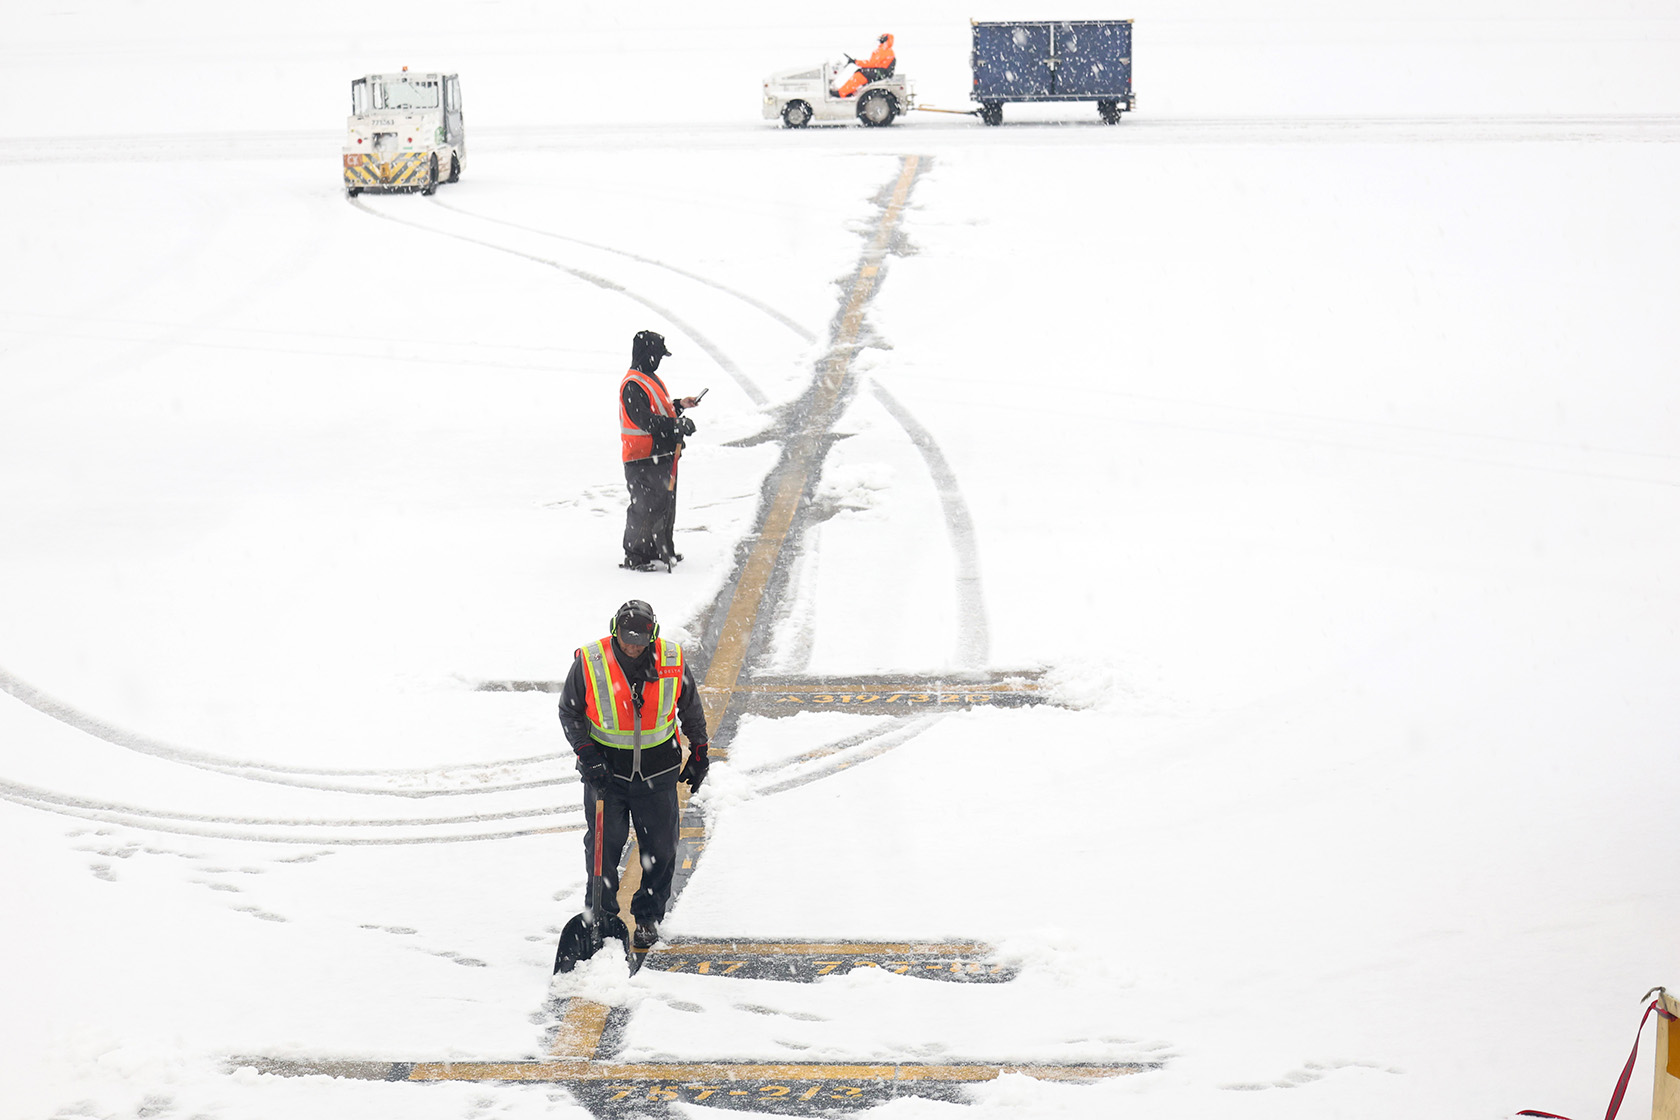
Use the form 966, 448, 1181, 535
343, 69, 465, 195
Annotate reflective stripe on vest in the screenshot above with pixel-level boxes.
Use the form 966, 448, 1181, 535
620, 369, 677, 462
580, 638, 684, 765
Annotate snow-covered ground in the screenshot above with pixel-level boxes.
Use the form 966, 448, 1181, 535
3, 2, 1678, 1118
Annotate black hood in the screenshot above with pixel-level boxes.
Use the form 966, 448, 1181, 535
631, 330, 671, 374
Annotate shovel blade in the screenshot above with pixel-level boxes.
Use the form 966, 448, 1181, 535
554, 911, 632, 973
554, 913, 601, 974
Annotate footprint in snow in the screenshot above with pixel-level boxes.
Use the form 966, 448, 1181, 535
230, 905, 287, 923
735, 1003, 829, 1022
273, 850, 333, 863
1220, 1058, 1401, 1090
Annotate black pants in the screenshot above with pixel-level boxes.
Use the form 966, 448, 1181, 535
623, 456, 677, 564
581, 771, 680, 924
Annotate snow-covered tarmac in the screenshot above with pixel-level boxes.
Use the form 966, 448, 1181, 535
5, 2, 1680, 1118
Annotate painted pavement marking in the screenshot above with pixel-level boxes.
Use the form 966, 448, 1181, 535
636, 939, 1017, 982
235, 1057, 1161, 1111
477, 671, 1051, 716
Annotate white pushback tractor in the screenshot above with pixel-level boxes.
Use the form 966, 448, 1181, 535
762, 61, 913, 128
343, 70, 465, 196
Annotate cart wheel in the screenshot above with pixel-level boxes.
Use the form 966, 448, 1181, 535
781, 100, 812, 128
980, 102, 1003, 126
421, 154, 439, 195
1098, 100, 1124, 124
449, 155, 460, 183
857, 90, 897, 127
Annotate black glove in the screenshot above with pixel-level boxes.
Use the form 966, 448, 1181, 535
577, 747, 612, 789
680, 743, 709, 792
679, 416, 696, 436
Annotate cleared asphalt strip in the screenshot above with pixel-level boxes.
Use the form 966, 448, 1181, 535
552, 154, 927, 1063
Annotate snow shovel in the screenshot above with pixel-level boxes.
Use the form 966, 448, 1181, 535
553, 793, 630, 973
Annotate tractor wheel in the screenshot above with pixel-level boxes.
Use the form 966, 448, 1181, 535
781, 100, 812, 128
421, 155, 439, 195
858, 89, 897, 127
449, 155, 460, 182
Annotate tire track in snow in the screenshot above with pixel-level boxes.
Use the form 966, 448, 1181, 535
749, 715, 946, 797
347, 195, 768, 406
870, 382, 990, 670
0, 778, 578, 846
0, 664, 568, 797
0, 776, 573, 833
427, 198, 818, 345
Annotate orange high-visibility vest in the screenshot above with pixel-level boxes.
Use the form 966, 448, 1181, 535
620, 369, 678, 462
578, 637, 685, 764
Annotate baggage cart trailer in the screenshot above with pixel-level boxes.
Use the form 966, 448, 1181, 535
971, 19, 1134, 126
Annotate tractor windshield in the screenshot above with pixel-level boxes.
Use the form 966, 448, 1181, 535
372, 78, 440, 111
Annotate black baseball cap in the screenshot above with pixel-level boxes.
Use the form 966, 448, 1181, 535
615, 600, 657, 645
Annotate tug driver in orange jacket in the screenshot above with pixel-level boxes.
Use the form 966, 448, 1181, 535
834, 33, 895, 98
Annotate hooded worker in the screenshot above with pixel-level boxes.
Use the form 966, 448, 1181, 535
835, 33, 895, 98
619, 330, 702, 572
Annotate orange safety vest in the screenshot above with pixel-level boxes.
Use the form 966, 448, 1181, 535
578, 637, 685, 766
620, 369, 678, 463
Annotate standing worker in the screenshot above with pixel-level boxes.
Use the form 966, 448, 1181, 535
558, 599, 710, 950
620, 330, 703, 572
833, 33, 896, 98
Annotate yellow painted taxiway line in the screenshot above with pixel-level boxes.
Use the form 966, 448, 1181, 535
546, 999, 611, 1060
696, 153, 922, 737
729, 682, 1040, 693
655, 941, 989, 956
409, 1060, 1139, 1083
